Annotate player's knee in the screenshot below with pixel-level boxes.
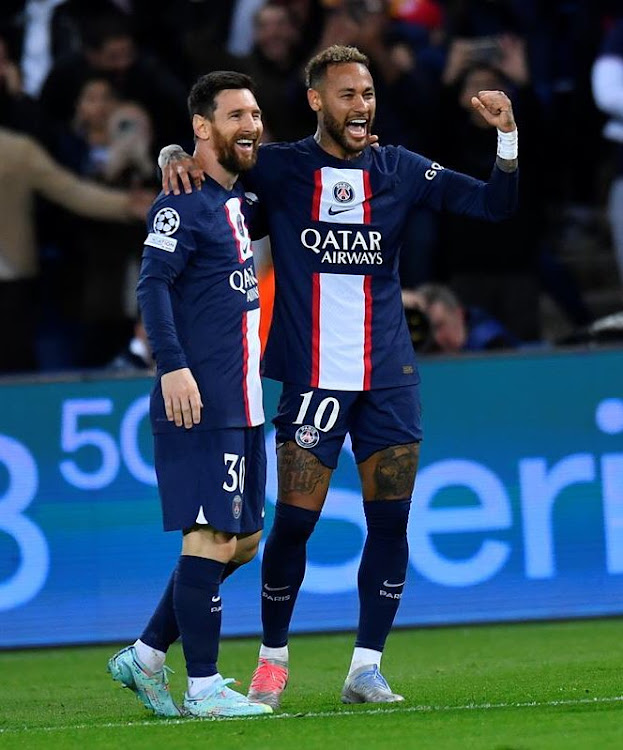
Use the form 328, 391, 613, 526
234, 530, 262, 564
363, 499, 411, 539
212, 529, 238, 556
270, 502, 320, 545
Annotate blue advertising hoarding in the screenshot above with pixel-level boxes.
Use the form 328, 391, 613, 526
1, 347, 622, 647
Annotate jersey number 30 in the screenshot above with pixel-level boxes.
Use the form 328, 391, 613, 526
223, 453, 246, 493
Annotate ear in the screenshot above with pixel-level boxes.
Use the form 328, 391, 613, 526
192, 113, 210, 141
307, 88, 321, 112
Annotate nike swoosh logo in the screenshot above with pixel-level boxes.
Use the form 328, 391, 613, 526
383, 580, 406, 587
212, 596, 221, 602
264, 584, 290, 592
328, 206, 355, 215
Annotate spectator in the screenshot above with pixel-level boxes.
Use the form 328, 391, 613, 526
56, 75, 119, 176
228, 0, 268, 56
236, 2, 310, 142
592, 15, 623, 297
56, 75, 156, 185
404, 283, 522, 353
12, 0, 110, 97
50, 80, 159, 369
442, 0, 523, 40
107, 316, 154, 372
0, 126, 151, 374
440, 47, 591, 334
39, 9, 189, 150
435, 50, 551, 342
187, 3, 315, 143
183, 1, 255, 83
0, 31, 55, 148
442, 0, 608, 206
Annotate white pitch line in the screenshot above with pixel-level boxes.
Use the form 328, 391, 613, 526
1, 695, 622, 735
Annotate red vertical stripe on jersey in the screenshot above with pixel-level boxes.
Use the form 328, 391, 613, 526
363, 276, 373, 390
312, 169, 322, 221
241, 312, 251, 425
362, 170, 372, 224
311, 273, 320, 387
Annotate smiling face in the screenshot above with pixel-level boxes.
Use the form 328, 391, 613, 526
195, 88, 263, 175
308, 62, 376, 159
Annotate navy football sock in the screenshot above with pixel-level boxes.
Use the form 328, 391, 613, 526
261, 503, 320, 648
221, 560, 242, 582
173, 555, 226, 678
356, 499, 411, 653
139, 571, 180, 652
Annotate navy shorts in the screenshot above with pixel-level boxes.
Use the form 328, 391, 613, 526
153, 425, 266, 533
273, 384, 422, 469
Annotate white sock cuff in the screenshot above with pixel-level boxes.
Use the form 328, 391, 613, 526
187, 673, 222, 697
497, 128, 518, 160
133, 639, 166, 673
259, 644, 289, 662
349, 647, 382, 674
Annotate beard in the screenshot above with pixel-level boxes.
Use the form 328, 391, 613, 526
322, 107, 374, 155
211, 128, 259, 173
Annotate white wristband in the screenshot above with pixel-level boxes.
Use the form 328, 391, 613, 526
497, 128, 518, 160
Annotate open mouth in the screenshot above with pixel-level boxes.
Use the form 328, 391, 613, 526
346, 119, 368, 139
235, 138, 256, 154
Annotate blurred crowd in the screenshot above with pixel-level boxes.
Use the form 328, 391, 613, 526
1, 0, 623, 373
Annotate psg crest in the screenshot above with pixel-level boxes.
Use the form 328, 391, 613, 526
332, 181, 354, 203
295, 424, 320, 449
232, 494, 243, 520
153, 207, 181, 236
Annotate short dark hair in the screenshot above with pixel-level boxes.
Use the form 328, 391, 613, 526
305, 45, 369, 89
414, 283, 462, 310
187, 71, 256, 121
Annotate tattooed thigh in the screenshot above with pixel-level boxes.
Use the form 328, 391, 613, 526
277, 441, 332, 506
360, 443, 420, 500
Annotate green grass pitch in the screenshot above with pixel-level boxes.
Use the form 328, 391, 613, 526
1, 618, 622, 750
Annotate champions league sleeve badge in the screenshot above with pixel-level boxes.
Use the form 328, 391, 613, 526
295, 424, 320, 449
153, 207, 181, 235
145, 207, 181, 251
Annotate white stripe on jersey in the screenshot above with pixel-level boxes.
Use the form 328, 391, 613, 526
224, 197, 253, 261
316, 167, 369, 224
313, 273, 372, 390
243, 307, 264, 425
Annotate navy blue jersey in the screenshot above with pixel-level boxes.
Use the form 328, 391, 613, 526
137, 177, 264, 431
246, 136, 518, 390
